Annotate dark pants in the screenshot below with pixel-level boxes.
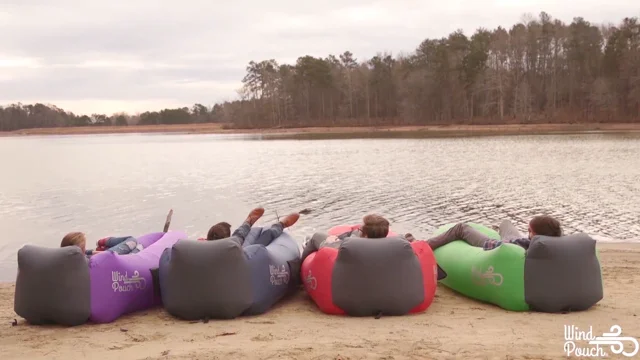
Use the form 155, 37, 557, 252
301, 232, 332, 263
426, 220, 524, 251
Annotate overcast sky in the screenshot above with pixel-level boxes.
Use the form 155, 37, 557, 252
0, 1, 637, 115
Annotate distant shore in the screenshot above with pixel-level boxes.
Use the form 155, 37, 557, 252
3, 122, 640, 139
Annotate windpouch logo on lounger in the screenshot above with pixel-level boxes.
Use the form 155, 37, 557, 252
470, 265, 504, 286
269, 264, 290, 286
111, 270, 147, 292
564, 325, 639, 357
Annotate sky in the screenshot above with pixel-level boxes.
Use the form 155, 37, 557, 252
0, 0, 638, 115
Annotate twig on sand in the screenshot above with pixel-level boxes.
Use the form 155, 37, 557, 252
216, 332, 237, 337
163, 209, 173, 232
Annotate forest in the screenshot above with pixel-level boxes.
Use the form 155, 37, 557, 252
1, 12, 639, 131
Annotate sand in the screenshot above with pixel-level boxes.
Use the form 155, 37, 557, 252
4, 122, 640, 137
1, 242, 639, 360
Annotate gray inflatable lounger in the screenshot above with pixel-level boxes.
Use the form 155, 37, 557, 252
301, 233, 441, 316
434, 228, 604, 312
159, 226, 302, 320
14, 245, 91, 326
525, 233, 603, 312
14, 231, 186, 326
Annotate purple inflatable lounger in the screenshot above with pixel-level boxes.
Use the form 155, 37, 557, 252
15, 230, 187, 326
89, 231, 186, 323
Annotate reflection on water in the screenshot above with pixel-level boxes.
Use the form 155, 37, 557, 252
1, 132, 639, 281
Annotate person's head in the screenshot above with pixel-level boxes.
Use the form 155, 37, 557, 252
61, 232, 87, 253
206, 222, 232, 240
528, 215, 562, 239
360, 214, 390, 239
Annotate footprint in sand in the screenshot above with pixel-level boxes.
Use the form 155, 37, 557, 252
108, 344, 134, 351
251, 333, 275, 341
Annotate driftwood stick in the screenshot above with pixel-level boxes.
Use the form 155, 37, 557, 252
163, 209, 173, 232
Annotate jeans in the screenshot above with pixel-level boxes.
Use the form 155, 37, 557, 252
229, 221, 252, 246
253, 223, 285, 247
426, 220, 525, 251
104, 236, 141, 255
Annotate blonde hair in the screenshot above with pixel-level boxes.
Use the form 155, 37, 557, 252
61, 232, 87, 250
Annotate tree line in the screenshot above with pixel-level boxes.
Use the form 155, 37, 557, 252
0, 103, 216, 131
1, 12, 639, 132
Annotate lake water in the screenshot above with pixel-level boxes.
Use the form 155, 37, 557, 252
1, 132, 639, 281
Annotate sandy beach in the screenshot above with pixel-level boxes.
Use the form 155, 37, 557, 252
4, 122, 640, 138
0, 242, 638, 360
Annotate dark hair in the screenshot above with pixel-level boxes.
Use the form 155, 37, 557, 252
361, 214, 390, 238
206, 222, 232, 240
529, 216, 562, 237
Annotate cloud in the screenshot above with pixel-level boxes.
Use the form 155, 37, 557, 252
0, 0, 637, 114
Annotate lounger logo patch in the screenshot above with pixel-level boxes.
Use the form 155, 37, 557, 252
269, 265, 290, 286
305, 270, 317, 290
564, 325, 639, 357
471, 265, 503, 286
111, 270, 147, 292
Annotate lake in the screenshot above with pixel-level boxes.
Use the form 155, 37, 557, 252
1, 132, 639, 281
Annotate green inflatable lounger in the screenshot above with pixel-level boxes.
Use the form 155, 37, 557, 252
432, 223, 603, 312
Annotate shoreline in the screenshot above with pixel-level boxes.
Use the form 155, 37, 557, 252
3, 122, 640, 138
1, 242, 639, 360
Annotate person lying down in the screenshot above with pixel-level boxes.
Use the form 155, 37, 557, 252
300, 214, 446, 280
424, 215, 562, 252
60, 232, 142, 257
301, 214, 415, 263
201, 207, 300, 246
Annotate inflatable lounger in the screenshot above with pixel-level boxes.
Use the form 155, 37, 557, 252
14, 231, 186, 326
432, 223, 603, 312
301, 224, 441, 317
159, 226, 301, 320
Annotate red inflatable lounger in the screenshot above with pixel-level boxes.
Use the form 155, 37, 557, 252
301, 224, 439, 316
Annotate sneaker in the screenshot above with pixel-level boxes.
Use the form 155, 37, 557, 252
280, 213, 300, 228
96, 237, 108, 248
